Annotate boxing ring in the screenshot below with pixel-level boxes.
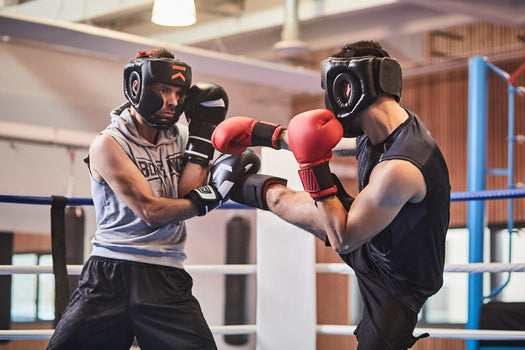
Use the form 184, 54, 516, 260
1, 185, 525, 348
1, 188, 525, 345
0, 56, 524, 350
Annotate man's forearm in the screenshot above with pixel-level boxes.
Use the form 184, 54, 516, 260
265, 184, 328, 242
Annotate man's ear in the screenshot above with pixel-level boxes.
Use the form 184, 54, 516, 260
132, 80, 139, 93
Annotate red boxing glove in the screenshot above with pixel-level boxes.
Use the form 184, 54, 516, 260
212, 116, 285, 154
288, 109, 343, 200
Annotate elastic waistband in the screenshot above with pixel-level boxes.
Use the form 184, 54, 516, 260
89, 246, 185, 270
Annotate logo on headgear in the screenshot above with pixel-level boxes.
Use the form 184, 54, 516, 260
171, 65, 188, 82
321, 56, 402, 137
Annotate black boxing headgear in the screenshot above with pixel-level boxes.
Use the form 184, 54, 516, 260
123, 51, 192, 129
321, 56, 402, 137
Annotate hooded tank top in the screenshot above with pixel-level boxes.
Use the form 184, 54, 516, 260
88, 103, 190, 268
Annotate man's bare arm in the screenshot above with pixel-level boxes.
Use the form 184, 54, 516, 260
265, 184, 329, 242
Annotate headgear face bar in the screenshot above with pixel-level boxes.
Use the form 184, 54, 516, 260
321, 56, 402, 137
124, 54, 192, 129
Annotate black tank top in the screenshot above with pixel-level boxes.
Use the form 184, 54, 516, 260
340, 110, 450, 312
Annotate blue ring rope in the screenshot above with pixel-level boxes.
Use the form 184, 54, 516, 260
1, 188, 525, 207
0, 194, 250, 209
450, 188, 525, 201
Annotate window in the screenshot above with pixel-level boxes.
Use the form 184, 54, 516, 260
419, 225, 525, 326
420, 228, 473, 325
11, 253, 54, 322
491, 226, 525, 302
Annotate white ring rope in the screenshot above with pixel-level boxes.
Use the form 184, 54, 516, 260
1, 262, 524, 340
0, 330, 54, 340
1, 325, 524, 340
316, 325, 525, 340
211, 325, 257, 335
444, 262, 525, 273
316, 262, 525, 274
0, 325, 257, 340
1, 262, 525, 275
0, 264, 257, 275
0, 262, 523, 340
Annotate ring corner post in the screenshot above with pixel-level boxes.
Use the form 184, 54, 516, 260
466, 55, 488, 350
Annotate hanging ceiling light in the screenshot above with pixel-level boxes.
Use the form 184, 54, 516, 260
273, 0, 309, 56
151, 0, 196, 26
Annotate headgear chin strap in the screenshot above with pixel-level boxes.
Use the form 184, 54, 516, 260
321, 56, 402, 137
123, 55, 192, 129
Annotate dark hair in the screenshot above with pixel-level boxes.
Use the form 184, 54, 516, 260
331, 40, 390, 59
134, 48, 175, 59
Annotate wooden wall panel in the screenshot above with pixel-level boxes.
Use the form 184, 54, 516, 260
315, 240, 355, 350
403, 70, 470, 227
0, 323, 53, 350
426, 22, 525, 63
412, 338, 465, 350
13, 233, 51, 254
403, 58, 525, 227
486, 60, 525, 226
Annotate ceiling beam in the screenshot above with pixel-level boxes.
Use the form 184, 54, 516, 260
150, 0, 398, 44
0, 121, 94, 149
0, 0, 153, 22
0, 12, 321, 94
181, 4, 475, 67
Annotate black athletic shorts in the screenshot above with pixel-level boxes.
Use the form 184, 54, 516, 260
353, 274, 428, 350
47, 256, 217, 350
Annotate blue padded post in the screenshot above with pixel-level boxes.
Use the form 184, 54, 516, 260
466, 56, 488, 350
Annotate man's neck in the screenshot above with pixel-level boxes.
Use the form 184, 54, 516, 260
361, 98, 408, 145
130, 108, 159, 144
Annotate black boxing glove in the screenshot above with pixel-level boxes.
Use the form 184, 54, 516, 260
230, 173, 288, 210
184, 82, 229, 166
185, 150, 260, 216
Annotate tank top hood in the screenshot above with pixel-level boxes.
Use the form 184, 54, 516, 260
109, 102, 181, 148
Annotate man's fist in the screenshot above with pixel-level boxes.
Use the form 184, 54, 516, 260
184, 149, 260, 216
210, 150, 260, 201
288, 109, 343, 199
230, 173, 288, 210
212, 117, 285, 154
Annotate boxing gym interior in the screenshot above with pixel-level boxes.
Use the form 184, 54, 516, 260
1, 1, 525, 349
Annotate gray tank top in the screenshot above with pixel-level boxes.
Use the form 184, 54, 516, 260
88, 104, 190, 268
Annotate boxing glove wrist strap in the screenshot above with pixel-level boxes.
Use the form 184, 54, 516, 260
231, 174, 287, 210
298, 162, 337, 200
185, 185, 222, 216
252, 122, 285, 149
185, 136, 215, 166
